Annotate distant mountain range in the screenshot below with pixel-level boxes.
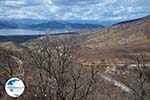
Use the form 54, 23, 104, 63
30, 21, 103, 30
0, 19, 104, 31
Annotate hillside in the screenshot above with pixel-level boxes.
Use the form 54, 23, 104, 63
83, 16, 149, 47
0, 41, 28, 52
78, 16, 150, 64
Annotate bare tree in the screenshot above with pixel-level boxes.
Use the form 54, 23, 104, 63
28, 34, 99, 100
124, 53, 150, 100
133, 54, 150, 100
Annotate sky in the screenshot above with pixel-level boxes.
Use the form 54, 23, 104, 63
0, 0, 150, 22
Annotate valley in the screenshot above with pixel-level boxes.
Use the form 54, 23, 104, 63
0, 16, 150, 100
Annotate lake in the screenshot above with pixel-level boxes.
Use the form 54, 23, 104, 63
0, 29, 74, 36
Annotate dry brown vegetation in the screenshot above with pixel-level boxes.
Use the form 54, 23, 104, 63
0, 16, 150, 100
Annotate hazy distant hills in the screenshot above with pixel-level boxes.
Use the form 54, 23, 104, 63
0, 19, 48, 27
0, 19, 104, 31
0, 23, 17, 29
30, 21, 103, 30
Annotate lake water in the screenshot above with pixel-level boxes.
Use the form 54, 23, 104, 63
0, 29, 44, 35
0, 29, 74, 36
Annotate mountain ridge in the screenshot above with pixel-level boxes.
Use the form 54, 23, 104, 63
113, 15, 150, 25
0, 20, 104, 31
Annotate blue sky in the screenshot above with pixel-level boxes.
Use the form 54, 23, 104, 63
0, 0, 149, 21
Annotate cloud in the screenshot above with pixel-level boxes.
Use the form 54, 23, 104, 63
0, 0, 52, 7
0, 8, 46, 19
51, 0, 100, 6
0, 0, 149, 21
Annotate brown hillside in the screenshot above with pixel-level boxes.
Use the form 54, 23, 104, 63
79, 16, 150, 64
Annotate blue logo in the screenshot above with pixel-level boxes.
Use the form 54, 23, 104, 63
5, 78, 25, 97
